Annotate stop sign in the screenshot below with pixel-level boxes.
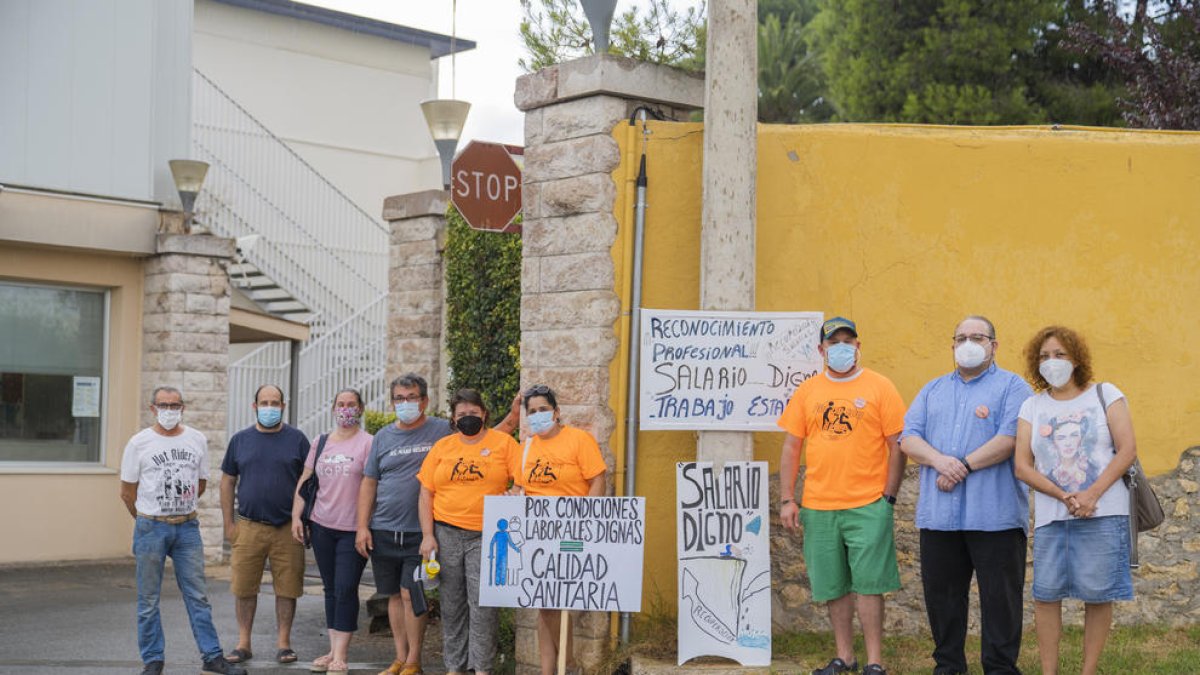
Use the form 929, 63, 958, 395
450, 141, 523, 233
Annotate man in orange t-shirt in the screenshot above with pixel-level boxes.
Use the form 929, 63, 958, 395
778, 317, 907, 675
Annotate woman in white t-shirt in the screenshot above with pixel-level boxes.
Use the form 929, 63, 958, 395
1013, 326, 1137, 675
290, 388, 374, 674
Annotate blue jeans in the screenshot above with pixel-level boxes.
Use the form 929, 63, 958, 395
310, 521, 368, 632
133, 516, 222, 664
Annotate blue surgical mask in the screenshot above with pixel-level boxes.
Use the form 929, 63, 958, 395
256, 406, 282, 427
825, 342, 857, 373
528, 410, 556, 435
395, 401, 421, 424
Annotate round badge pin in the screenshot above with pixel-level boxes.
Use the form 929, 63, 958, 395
480, 448, 491, 457
975, 405, 990, 419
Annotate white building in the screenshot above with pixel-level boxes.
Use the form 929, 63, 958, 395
0, 0, 472, 564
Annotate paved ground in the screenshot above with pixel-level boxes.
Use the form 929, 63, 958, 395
0, 558, 442, 674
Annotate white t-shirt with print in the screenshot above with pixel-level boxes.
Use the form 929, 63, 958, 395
119, 426, 210, 516
1018, 383, 1129, 529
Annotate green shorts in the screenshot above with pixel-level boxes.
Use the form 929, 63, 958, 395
800, 497, 900, 602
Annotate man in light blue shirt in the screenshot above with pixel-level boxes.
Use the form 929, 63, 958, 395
901, 316, 1033, 675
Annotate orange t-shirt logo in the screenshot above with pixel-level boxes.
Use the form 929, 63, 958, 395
525, 459, 558, 485
450, 457, 486, 481
818, 399, 862, 439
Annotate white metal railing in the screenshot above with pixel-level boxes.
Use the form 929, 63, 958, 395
193, 68, 392, 439
225, 297, 390, 439
192, 68, 388, 325
294, 294, 390, 436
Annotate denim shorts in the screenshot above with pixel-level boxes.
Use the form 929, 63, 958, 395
1032, 515, 1134, 603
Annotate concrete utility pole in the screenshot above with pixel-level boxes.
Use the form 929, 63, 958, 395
698, 0, 758, 464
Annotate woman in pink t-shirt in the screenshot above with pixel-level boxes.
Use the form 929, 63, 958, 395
291, 388, 374, 674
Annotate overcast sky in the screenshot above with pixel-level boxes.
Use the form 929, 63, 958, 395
306, 1, 704, 146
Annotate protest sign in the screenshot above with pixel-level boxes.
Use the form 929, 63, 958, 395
640, 309, 824, 431
677, 461, 771, 666
479, 495, 645, 612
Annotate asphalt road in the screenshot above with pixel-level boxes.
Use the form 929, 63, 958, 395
0, 559, 439, 674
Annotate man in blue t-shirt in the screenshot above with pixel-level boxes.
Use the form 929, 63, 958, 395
219, 384, 310, 665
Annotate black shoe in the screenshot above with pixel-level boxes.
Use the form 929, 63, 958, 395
202, 655, 248, 675
140, 662, 164, 675
813, 657, 859, 675
862, 664, 887, 675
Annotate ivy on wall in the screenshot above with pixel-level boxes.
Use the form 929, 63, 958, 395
443, 205, 522, 420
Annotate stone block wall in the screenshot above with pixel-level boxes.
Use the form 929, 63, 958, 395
383, 190, 449, 411
771, 447, 1200, 635
515, 54, 704, 674
140, 234, 234, 561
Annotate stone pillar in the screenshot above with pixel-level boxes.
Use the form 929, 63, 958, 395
516, 54, 704, 675
698, 0, 758, 465
383, 190, 449, 411
141, 233, 235, 561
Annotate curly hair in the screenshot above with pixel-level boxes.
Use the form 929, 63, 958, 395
1023, 325, 1093, 392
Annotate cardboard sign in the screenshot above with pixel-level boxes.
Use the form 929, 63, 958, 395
640, 309, 824, 430
677, 461, 771, 666
478, 495, 645, 612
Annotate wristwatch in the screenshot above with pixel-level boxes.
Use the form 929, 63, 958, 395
882, 494, 897, 505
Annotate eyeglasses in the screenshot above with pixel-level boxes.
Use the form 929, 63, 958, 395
524, 384, 552, 397
952, 333, 995, 345
154, 403, 184, 411
392, 394, 423, 403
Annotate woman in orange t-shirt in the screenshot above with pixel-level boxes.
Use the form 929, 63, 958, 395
417, 388, 518, 675
515, 384, 607, 675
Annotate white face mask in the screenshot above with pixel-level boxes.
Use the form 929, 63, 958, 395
1039, 358, 1074, 389
954, 340, 988, 369
156, 408, 182, 430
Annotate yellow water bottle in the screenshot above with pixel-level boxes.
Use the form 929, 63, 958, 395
424, 550, 440, 579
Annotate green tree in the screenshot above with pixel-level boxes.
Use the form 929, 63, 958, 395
1023, 0, 1125, 126
518, 0, 704, 72
811, 0, 1061, 124
758, 12, 833, 122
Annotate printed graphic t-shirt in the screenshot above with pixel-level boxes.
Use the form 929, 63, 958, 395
777, 367, 907, 510
513, 425, 607, 497
1018, 383, 1130, 529
305, 429, 373, 531
364, 417, 452, 532
120, 426, 210, 516
417, 427, 519, 531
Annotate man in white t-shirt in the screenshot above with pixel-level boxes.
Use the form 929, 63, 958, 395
119, 386, 245, 675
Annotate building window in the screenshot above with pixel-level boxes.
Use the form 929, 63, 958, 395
0, 281, 107, 464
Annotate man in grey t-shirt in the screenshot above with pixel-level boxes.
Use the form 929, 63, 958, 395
355, 374, 449, 674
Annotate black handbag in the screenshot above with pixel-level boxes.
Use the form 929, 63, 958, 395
298, 434, 329, 547
1096, 384, 1165, 567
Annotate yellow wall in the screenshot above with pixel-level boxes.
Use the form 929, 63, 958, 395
609, 122, 1200, 612
0, 244, 144, 562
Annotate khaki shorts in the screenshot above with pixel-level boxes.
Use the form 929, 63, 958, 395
230, 517, 305, 599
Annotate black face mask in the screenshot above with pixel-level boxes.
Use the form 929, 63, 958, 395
456, 415, 484, 436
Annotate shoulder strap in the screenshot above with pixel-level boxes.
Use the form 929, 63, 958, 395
521, 435, 533, 478
1095, 383, 1116, 455
313, 434, 329, 477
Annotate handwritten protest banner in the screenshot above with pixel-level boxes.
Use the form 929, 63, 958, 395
677, 461, 771, 666
640, 309, 823, 431
478, 495, 645, 612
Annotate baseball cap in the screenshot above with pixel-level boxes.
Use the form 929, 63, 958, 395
821, 316, 858, 341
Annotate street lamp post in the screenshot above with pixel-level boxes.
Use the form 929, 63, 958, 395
168, 159, 210, 233
421, 99, 471, 190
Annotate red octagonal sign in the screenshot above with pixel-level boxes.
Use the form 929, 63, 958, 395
451, 141, 523, 234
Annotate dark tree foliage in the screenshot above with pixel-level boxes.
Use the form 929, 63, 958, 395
1067, 1, 1200, 129
443, 207, 522, 420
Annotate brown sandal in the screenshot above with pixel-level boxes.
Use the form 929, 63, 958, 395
378, 661, 405, 675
